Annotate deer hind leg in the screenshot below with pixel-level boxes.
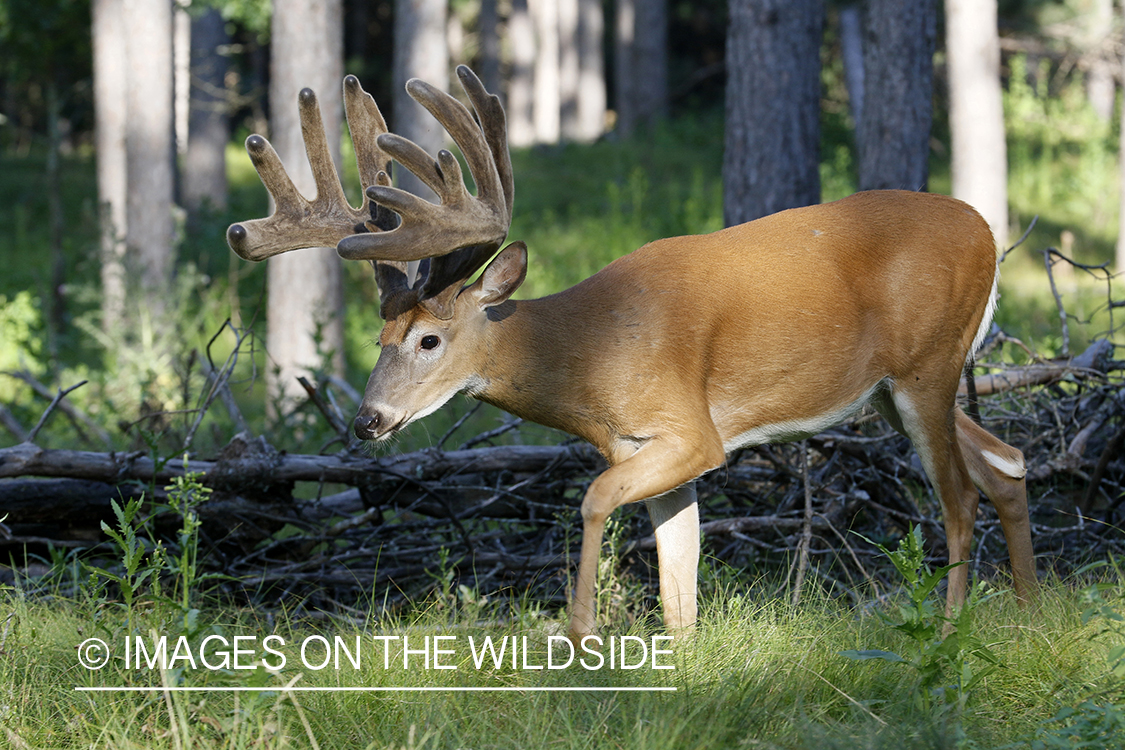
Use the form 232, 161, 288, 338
570, 433, 722, 643
645, 483, 700, 632
953, 406, 1036, 603
875, 389, 981, 613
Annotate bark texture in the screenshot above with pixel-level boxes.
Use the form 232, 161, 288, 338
266, 0, 346, 406
614, 0, 667, 137
184, 7, 231, 214
946, 0, 1007, 248
92, 0, 128, 331
723, 0, 824, 226
857, 0, 937, 192
393, 0, 449, 200
122, 0, 176, 307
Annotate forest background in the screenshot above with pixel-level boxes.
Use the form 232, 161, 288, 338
3, 1, 1125, 747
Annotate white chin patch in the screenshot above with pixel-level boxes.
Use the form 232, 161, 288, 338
399, 386, 462, 430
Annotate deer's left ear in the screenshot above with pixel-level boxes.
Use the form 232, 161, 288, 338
468, 241, 527, 308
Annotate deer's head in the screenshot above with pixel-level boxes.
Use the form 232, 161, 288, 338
227, 66, 524, 442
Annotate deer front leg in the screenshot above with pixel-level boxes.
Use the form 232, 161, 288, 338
645, 483, 700, 632
569, 435, 722, 642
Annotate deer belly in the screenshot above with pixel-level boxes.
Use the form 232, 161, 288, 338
716, 380, 884, 452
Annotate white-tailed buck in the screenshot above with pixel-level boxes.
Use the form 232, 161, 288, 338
228, 67, 1036, 640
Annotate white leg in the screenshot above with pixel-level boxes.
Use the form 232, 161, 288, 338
645, 482, 700, 631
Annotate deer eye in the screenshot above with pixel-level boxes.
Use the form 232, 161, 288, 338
419, 335, 441, 351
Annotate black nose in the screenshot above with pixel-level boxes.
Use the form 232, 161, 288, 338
353, 414, 382, 441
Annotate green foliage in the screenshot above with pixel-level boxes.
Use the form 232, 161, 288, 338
84, 495, 159, 617
164, 460, 213, 612
841, 526, 1001, 738
1005, 54, 1120, 249
6, 573, 1124, 749
0, 0, 90, 81
1026, 567, 1125, 749
197, 0, 271, 41
0, 289, 45, 400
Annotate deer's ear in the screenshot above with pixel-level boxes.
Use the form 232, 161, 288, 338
469, 241, 527, 308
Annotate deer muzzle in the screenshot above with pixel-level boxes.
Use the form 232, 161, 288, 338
353, 412, 398, 441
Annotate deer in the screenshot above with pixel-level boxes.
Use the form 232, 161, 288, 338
227, 66, 1036, 642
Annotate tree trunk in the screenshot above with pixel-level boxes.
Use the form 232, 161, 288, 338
633, 0, 667, 128
1085, 0, 1116, 121
614, 0, 635, 135
393, 0, 448, 201
479, 0, 502, 96
92, 0, 128, 333
838, 2, 864, 128
857, 0, 936, 192
532, 0, 561, 143
45, 78, 66, 351
174, 2, 191, 159
614, 0, 667, 137
508, 0, 536, 147
576, 0, 606, 142
723, 0, 824, 226
122, 0, 176, 310
946, 0, 1007, 248
267, 0, 346, 408
183, 7, 231, 215
559, 0, 580, 140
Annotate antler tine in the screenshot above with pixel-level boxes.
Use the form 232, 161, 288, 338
227, 80, 392, 262
343, 76, 390, 193
336, 68, 512, 265
455, 65, 514, 220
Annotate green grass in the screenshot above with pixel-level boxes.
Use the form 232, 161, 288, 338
3, 571, 1123, 749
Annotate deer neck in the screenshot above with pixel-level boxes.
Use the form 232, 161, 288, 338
471, 292, 618, 452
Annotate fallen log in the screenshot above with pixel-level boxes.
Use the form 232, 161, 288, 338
0, 435, 604, 529
0, 434, 602, 489
959, 338, 1116, 396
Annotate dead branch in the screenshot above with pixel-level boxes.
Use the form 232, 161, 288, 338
4, 371, 112, 447
959, 338, 1116, 396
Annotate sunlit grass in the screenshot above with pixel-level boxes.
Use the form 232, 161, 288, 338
4, 570, 1123, 749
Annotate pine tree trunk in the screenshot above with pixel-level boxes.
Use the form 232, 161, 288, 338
946, 0, 1007, 248
46, 78, 66, 349
174, 3, 191, 158
532, 0, 561, 143
614, 0, 636, 135
92, 0, 128, 333
122, 0, 176, 310
614, 0, 667, 137
479, 0, 502, 96
559, 0, 580, 140
1085, 0, 1116, 121
508, 0, 536, 147
393, 0, 449, 199
632, 0, 667, 129
576, 0, 606, 142
838, 2, 864, 128
857, 0, 936, 192
267, 0, 346, 408
184, 7, 230, 215
723, 0, 824, 226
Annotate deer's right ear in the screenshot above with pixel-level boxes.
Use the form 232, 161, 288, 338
469, 241, 527, 309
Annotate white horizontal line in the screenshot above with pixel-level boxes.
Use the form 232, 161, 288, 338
75, 686, 676, 693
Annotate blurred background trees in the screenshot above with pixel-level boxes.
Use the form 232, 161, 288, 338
1, 0, 1124, 452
